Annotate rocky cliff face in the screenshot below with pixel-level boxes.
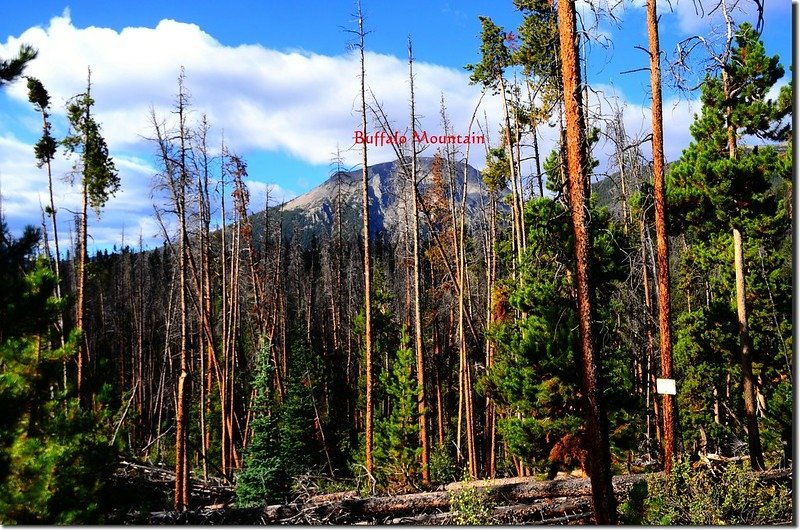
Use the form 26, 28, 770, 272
272, 156, 505, 246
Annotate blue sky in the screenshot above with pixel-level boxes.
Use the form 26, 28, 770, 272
0, 1, 792, 252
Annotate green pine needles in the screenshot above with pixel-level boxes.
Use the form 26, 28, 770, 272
0, 223, 114, 524
484, 194, 638, 476
235, 342, 282, 507
374, 329, 423, 489
236, 336, 325, 507
667, 22, 792, 463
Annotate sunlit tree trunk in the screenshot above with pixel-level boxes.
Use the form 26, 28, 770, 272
407, 38, 430, 484
646, 0, 678, 474
554, 0, 616, 522
355, 1, 375, 477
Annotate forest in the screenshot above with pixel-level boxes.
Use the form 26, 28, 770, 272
0, 0, 793, 525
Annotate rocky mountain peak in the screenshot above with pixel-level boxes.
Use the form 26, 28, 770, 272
274, 156, 505, 245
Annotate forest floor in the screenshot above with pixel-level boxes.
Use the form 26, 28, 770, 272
109, 458, 792, 525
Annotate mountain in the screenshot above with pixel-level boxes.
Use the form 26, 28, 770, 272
266, 157, 505, 247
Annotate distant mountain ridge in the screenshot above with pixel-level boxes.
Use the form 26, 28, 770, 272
268, 157, 505, 246
254, 156, 668, 248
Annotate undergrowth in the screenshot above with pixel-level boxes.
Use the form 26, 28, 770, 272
620, 461, 792, 525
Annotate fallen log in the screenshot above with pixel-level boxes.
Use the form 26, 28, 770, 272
113, 457, 235, 510
492, 497, 593, 524
444, 474, 534, 491
147, 506, 264, 525
482, 472, 648, 502
305, 490, 359, 504
386, 511, 449, 525
444, 471, 585, 491
386, 497, 594, 525
261, 473, 645, 523
138, 466, 793, 525
261, 469, 792, 524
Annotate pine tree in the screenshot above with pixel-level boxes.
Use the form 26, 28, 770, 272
668, 22, 790, 469
354, 263, 400, 484
62, 69, 119, 406
484, 196, 637, 477
0, 44, 37, 86
27, 77, 65, 350
467, 16, 526, 263
237, 335, 325, 506
375, 329, 423, 489
0, 221, 113, 524
236, 343, 283, 507
513, 0, 561, 199
278, 336, 324, 483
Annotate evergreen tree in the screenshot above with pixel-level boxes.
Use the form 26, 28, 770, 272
236, 343, 283, 507
353, 263, 400, 483
279, 336, 324, 482
374, 329, 423, 489
668, 23, 791, 466
237, 335, 324, 506
484, 195, 638, 476
513, 0, 561, 198
62, 70, 119, 405
0, 221, 113, 523
27, 77, 64, 343
668, 23, 788, 237
513, 0, 559, 84
0, 44, 37, 86
467, 16, 526, 261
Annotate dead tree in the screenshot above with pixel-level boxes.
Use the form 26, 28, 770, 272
406, 37, 430, 484
353, 0, 375, 476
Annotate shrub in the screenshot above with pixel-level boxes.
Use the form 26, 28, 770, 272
621, 461, 792, 525
449, 472, 494, 525
429, 443, 461, 486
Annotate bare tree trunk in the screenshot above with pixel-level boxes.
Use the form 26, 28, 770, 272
458, 184, 476, 480
498, 75, 525, 263
173, 74, 191, 511
646, 0, 678, 474
194, 115, 213, 482
356, 1, 375, 477
733, 228, 764, 470
640, 211, 660, 445
486, 195, 498, 478
77, 177, 88, 405
433, 323, 445, 449
227, 213, 242, 471
407, 38, 430, 484
220, 152, 230, 479
36, 104, 66, 368
75, 70, 93, 408
532, 123, 544, 198
555, 0, 616, 522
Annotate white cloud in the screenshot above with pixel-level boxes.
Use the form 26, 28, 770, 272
245, 179, 296, 210
0, 11, 707, 251
0, 133, 159, 252
0, 13, 491, 165
672, 0, 789, 37
0, 12, 501, 251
